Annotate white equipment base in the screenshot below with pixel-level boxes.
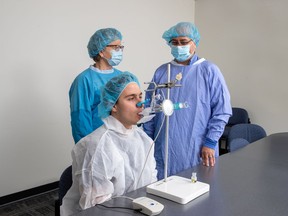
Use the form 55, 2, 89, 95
146, 176, 210, 204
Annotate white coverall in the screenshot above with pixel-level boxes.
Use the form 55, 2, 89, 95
61, 115, 158, 215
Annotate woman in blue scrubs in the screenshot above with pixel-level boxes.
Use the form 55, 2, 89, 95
69, 28, 124, 143
143, 22, 232, 179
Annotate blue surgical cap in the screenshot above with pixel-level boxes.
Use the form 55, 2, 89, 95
98, 72, 140, 119
87, 28, 122, 58
162, 22, 200, 47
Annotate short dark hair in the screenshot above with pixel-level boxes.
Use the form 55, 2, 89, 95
93, 54, 101, 62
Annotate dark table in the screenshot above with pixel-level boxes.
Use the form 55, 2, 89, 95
75, 133, 288, 216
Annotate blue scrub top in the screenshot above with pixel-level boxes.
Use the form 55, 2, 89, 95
69, 66, 122, 143
143, 54, 232, 179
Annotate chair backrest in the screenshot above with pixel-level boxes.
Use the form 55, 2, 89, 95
221, 107, 250, 139
55, 165, 73, 216
229, 138, 250, 152
219, 107, 251, 155
58, 165, 73, 205
227, 123, 267, 150
228, 107, 250, 126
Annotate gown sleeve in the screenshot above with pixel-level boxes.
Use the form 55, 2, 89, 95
69, 75, 94, 143
73, 140, 115, 210
205, 63, 232, 145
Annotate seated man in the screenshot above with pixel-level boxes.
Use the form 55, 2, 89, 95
61, 72, 158, 215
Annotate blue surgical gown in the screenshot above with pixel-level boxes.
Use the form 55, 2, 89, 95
69, 66, 122, 143
143, 54, 232, 179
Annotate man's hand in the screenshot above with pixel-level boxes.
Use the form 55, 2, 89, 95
201, 146, 215, 167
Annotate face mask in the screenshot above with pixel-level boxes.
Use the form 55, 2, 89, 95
171, 45, 192, 62
106, 50, 123, 66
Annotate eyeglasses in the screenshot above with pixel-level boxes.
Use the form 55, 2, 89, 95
169, 39, 192, 46
106, 45, 125, 51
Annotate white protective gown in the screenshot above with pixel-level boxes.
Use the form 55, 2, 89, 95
61, 115, 158, 216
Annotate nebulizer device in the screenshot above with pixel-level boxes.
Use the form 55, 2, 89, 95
144, 64, 210, 205
136, 70, 189, 125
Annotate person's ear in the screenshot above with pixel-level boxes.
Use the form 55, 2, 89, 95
111, 104, 117, 113
191, 41, 196, 49
99, 50, 104, 58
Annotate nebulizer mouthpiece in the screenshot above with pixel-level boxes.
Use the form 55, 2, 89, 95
136, 95, 161, 125
136, 98, 151, 107
137, 94, 163, 115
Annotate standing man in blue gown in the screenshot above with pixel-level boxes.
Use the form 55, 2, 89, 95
69, 28, 124, 143
143, 22, 232, 180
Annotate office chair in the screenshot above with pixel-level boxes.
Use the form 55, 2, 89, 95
229, 138, 250, 152
227, 123, 267, 152
220, 107, 250, 154
55, 165, 73, 216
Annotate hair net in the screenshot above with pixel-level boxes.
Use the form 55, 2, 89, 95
87, 28, 122, 58
98, 72, 140, 119
162, 22, 200, 47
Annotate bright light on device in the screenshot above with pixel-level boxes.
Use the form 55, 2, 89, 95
161, 100, 174, 116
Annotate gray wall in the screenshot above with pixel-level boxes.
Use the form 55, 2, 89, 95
195, 0, 288, 135
0, 0, 195, 196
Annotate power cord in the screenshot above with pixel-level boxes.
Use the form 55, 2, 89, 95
96, 203, 142, 212
136, 112, 166, 188
96, 196, 143, 213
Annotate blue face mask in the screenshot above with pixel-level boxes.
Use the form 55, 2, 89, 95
106, 50, 123, 66
171, 45, 192, 62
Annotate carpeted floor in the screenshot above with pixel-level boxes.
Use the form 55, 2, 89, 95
0, 189, 58, 216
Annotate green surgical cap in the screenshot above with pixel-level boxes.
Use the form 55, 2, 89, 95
98, 72, 140, 119
87, 28, 122, 58
162, 22, 200, 47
